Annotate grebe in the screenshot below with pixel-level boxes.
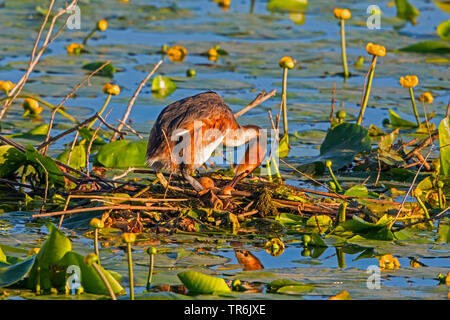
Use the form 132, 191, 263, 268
146, 91, 266, 193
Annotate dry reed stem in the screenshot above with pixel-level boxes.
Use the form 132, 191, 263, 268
42, 61, 112, 155
112, 60, 163, 141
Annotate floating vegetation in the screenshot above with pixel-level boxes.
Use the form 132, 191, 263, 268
0, 0, 448, 301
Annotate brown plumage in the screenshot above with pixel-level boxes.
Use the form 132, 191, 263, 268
146, 91, 265, 192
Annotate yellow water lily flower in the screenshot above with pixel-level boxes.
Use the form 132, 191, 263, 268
102, 83, 120, 96
264, 238, 285, 257
215, 0, 230, 9
333, 8, 351, 20
167, 46, 188, 62
122, 232, 137, 243
378, 254, 400, 270
366, 42, 386, 57
278, 56, 295, 69
66, 43, 83, 54
0, 80, 15, 93
418, 92, 433, 103
97, 19, 108, 32
22, 98, 43, 116
399, 75, 419, 88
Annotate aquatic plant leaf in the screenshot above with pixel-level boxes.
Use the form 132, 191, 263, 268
434, 1, 450, 13
310, 233, 328, 247
82, 62, 117, 77
58, 251, 125, 295
395, 0, 419, 24
267, 279, 303, 291
0, 247, 6, 264
316, 123, 371, 169
378, 129, 399, 152
151, 75, 177, 98
344, 185, 370, 198
0, 256, 36, 288
388, 109, 417, 128
398, 41, 450, 53
177, 271, 231, 294
0, 145, 26, 178
94, 139, 148, 168
78, 128, 106, 146
26, 223, 72, 290
6, 124, 50, 145
276, 134, 290, 158
305, 215, 332, 234
25, 144, 65, 188
276, 284, 314, 294
267, 0, 308, 13
56, 144, 86, 170
437, 20, 450, 41
332, 215, 394, 241
439, 117, 450, 176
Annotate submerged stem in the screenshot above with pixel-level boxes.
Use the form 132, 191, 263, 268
356, 55, 377, 126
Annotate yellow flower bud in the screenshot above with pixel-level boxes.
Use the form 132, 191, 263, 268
366, 42, 386, 57
399, 75, 419, 88
66, 43, 84, 55
207, 47, 219, 58
102, 83, 120, 96
167, 46, 187, 62
333, 8, 351, 20
379, 254, 400, 270
122, 232, 136, 243
90, 218, 104, 229
278, 56, 295, 69
84, 253, 99, 266
22, 98, 43, 116
418, 92, 433, 103
97, 19, 108, 32
413, 188, 422, 198
0, 80, 15, 93
217, 0, 231, 9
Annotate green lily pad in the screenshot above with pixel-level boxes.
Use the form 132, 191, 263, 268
94, 139, 148, 168
26, 223, 72, 291
0, 145, 26, 178
58, 251, 125, 296
315, 123, 371, 169
267, 0, 308, 13
389, 109, 417, 128
82, 62, 118, 77
152, 75, 177, 98
398, 41, 450, 54
177, 271, 231, 294
0, 256, 36, 288
56, 144, 86, 171
25, 144, 65, 188
437, 20, 450, 41
395, 0, 419, 24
